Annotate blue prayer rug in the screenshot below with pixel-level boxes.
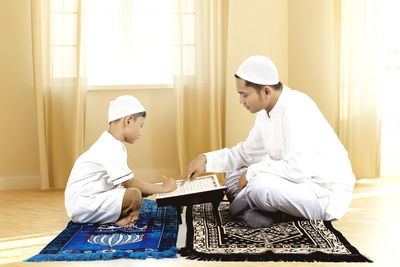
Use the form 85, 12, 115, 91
26, 199, 179, 262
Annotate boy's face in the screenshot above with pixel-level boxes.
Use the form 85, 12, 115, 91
124, 116, 146, 144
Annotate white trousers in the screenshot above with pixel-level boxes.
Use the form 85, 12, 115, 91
224, 168, 332, 220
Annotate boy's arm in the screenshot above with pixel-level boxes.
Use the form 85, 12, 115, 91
122, 177, 177, 195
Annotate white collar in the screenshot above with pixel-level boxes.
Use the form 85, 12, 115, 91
267, 85, 289, 118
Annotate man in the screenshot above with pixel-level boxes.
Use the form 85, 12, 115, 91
186, 55, 355, 227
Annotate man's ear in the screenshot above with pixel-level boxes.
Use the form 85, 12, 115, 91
263, 86, 272, 96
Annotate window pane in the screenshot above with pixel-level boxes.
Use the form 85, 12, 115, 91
86, 0, 120, 12
87, 13, 119, 43
85, 0, 193, 85
129, 44, 173, 84
381, 0, 400, 48
51, 0, 78, 13
182, 0, 194, 12
183, 14, 195, 44
172, 45, 181, 75
183, 45, 195, 76
132, 0, 168, 13
171, 14, 180, 45
88, 46, 173, 85
170, 0, 179, 13
87, 1, 119, 83
132, 14, 171, 43
169, 0, 194, 13
52, 47, 77, 78
51, 14, 77, 45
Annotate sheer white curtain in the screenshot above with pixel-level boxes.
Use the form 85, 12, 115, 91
339, 0, 384, 179
174, 0, 228, 176
31, 0, 87, 189
31, 0, 228, 187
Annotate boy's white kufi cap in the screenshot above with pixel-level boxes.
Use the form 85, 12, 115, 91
108, 95, 146, 123
235, 55, 279, 85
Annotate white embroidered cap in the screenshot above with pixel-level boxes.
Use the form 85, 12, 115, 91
108, 95, 146, 123
235, 55, 279, 85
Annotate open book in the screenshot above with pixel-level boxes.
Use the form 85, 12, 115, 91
156, 174, 227, 207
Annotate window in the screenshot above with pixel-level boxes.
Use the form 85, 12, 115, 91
50, 0, 196, 88
51, 0, 79, 79
86, 0, 196, 88
170, 0, 196, 77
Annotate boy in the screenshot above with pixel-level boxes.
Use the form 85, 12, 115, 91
65, 95, 177, 228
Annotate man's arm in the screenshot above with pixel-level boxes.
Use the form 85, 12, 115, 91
184, 113, 267, 183
204, 114, 267, 172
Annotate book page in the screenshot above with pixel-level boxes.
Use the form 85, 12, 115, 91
156, 174, 223, 199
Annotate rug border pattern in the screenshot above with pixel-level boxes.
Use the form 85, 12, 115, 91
25, 199, 179, 262
179, 202, 372, 262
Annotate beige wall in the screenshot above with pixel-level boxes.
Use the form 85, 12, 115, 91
85, 89, 179, 182
0, 0, 341, 189
225, 0, 289, 147
225, 0, 340, 146
0, 0, 40, 189
288, 0, 340, 132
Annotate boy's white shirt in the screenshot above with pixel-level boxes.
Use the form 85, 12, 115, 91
204, 86, 355, 220
65, 131, 133, 223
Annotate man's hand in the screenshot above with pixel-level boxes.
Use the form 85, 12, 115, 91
183, 154, 206, 185
238, 171, 248, 190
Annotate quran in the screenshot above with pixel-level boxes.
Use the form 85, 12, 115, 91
156, 174, 227, 209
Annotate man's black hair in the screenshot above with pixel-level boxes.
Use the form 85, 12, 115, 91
234, 74, 282, 91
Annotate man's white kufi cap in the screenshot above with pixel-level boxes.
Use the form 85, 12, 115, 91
108, 95, 146, 123
235, 55, 279, 85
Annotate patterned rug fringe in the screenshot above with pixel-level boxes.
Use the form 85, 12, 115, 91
179, 248, 372, 262
26, 246, 178, 262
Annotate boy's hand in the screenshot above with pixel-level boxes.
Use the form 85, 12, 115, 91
161, 178, 177, 193
183, 154, 206, 185
238, 171, 248, 190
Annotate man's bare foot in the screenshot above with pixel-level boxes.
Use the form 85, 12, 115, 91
115, 212, 139, 228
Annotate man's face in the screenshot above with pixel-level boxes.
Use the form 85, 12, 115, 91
236, 78, 267, 113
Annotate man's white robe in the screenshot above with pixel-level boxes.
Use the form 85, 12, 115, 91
204, 86, 355, 220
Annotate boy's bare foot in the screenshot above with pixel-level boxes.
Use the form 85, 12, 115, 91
115, 211, 139, 228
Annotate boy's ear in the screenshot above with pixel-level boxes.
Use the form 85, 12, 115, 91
122, 115, 132, 126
